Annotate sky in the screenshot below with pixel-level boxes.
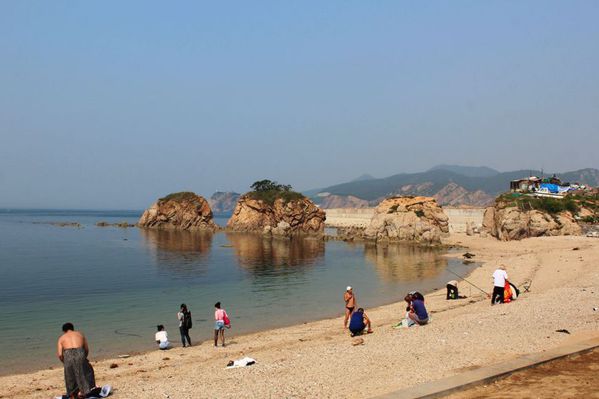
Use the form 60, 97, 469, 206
1, 1, 598, 209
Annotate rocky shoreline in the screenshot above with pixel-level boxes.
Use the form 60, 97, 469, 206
34, 191, 598, 245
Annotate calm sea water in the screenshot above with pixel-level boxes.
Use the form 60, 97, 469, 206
0, 209, 474, 375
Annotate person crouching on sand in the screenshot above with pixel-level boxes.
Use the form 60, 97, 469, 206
446, 280, 459, 300
344, 286, 356, 328
57, 322, 97, 399
348, 308, 373, 337
214, 302, 230, 347
155, 325, 170, 350
407, 294, 429, 325
491, 265, 508, 305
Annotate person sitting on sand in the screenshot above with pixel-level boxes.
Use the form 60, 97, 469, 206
408, 295, 429, 325
344, 286, 356, 328
57, 322, 96, 399
492, 266, 508, 305
446, 280, 459, 300
348, 308, 373, 337
404, 291, 424, 311
214, 302, 229, 347
155, 325, 170, 350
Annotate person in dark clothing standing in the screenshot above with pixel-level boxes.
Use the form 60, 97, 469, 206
177, 303, 192, 347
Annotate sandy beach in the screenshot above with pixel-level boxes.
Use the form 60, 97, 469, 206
2, 233, 598, 399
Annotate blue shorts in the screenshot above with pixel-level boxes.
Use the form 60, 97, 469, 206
215, 320, 225, 330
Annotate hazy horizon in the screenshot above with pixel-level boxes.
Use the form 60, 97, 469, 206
2, 2, 598, 209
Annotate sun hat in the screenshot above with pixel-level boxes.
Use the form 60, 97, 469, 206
346, 286, 352, 291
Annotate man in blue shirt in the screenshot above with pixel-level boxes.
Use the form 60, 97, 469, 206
348, 308, 373, 337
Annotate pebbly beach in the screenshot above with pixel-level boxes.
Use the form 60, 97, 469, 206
2, 232, 598, 398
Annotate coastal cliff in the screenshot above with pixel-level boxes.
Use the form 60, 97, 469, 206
362, 196, 449, 244
482, 194, 586, 240
138, 192, 218, 231
227, 180, 325, 237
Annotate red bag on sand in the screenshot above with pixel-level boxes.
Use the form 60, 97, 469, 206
504, 281, 512, 303
223, 312, 231, 328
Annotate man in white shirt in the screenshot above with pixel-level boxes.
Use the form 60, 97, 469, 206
492, 266, 508, 304
155, 325, 170, 350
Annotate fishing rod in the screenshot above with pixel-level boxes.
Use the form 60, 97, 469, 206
446, 268, 489, 296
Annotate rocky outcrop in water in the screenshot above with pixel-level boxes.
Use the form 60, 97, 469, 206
362, 196, 449, 244
226, 195, 325, 237
138, 192, 218, 231
96, 221, 135, 228
483, 203, 581, 241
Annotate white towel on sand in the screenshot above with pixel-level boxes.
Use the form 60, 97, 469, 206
226, 357, 256, 368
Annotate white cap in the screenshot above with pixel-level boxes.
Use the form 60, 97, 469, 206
346, 286, 352, 291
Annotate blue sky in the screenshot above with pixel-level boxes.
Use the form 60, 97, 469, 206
1, 1, 598, 209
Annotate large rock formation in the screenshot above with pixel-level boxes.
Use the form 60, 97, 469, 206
483, 203, 581, 241
139, 192, 218, 231
226, 195, 326, 237
363, 196, 449, 244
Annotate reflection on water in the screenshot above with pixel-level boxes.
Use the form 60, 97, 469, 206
0, 210, 480, 376
225, 233, 325, 274
364, 243, 448, 282
140, 229, 213, 276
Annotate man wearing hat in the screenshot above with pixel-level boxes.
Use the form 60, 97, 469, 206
343, 286, 356, 328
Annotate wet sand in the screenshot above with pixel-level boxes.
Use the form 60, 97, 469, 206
447, 348, 599, 399
1, 234, 598, 398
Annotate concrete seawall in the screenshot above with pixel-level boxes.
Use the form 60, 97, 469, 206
443, 208, 486, 233
324, 207, 485, 232
324, 208, 374, 228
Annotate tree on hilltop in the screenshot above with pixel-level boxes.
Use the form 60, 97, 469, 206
250, 180, 292, 192
248, 180, 302, 204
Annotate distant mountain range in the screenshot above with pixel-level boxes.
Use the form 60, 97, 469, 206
208, 191, 240, 214
306, 166, 599, 208
427, 164, 500, 178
